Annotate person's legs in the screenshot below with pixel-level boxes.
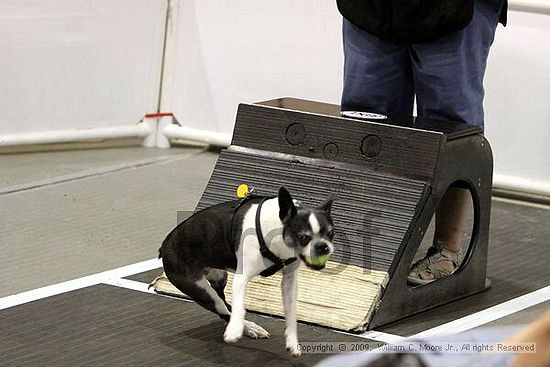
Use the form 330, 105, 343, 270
434, 188, 472, 252
408, 187, 472, 285
410, 0, 503, 127
408, 0, 503, 285
341, 18, 414, 115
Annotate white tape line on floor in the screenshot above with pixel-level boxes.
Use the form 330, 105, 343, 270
412, 285, 550, 338
0, 258, 161, 310
102, 277, 195, 304
359, 330, 405, 343
0, 154, 195, 196
102, 278, 158, 295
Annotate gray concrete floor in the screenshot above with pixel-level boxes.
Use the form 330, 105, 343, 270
0, 146, 218, 297
0, 146, 190, 191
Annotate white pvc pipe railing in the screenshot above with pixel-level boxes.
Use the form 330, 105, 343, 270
510, 0, 550, 15
163, 123, 232, 148
493, 174, 550, 197
0, 123, 151, 147
0, 118, 234, 149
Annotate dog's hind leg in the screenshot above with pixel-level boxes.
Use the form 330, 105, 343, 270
167, 271, 232, 322
167, 270, 269, 340
205, 269, 270, 341
205, 269, 231, 311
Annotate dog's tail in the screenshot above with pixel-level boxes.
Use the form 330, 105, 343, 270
157, 233, 171, 259
157, 239, 165, 259
158, 227, 179, 261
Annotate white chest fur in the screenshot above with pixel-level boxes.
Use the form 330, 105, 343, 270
236, 198, 295, 276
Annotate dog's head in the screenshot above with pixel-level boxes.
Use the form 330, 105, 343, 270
278, 187, 335, 270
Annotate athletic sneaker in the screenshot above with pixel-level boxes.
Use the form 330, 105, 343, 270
407, 241, 464, 285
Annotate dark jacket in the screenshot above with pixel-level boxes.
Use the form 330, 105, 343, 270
337, 0, 508, 44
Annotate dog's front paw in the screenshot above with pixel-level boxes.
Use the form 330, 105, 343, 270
243, 320, 270, 339
286, 338, 301, 358
223, 323, 243, 344
286, 344, 301, 358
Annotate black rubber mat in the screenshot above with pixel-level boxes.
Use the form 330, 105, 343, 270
0, 285, 366, 367
128, 198, 550, 336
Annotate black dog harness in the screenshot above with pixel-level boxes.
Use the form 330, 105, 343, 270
231, 195, 297, 277
256, 197, 297, 277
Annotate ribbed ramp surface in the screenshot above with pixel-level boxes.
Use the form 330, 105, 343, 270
198, 149, 427, 273
188, 148, 428, 331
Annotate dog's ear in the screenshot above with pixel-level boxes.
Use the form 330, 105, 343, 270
318, 195, 334, 214
278, 186, 297, 223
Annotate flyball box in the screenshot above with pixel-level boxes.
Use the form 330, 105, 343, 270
154, 97, 493, 331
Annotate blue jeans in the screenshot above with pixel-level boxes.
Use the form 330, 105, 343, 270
341, 0, 503, 128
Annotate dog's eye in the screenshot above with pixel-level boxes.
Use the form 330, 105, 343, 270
327, 230, 335, 239
297, 234, 311, 246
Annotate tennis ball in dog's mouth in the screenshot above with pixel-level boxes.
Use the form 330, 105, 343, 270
305, 255, 330, 266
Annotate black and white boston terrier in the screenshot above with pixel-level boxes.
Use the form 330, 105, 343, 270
158, 187, 335, 357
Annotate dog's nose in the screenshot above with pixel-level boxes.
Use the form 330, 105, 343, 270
315, 243, 330, 256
